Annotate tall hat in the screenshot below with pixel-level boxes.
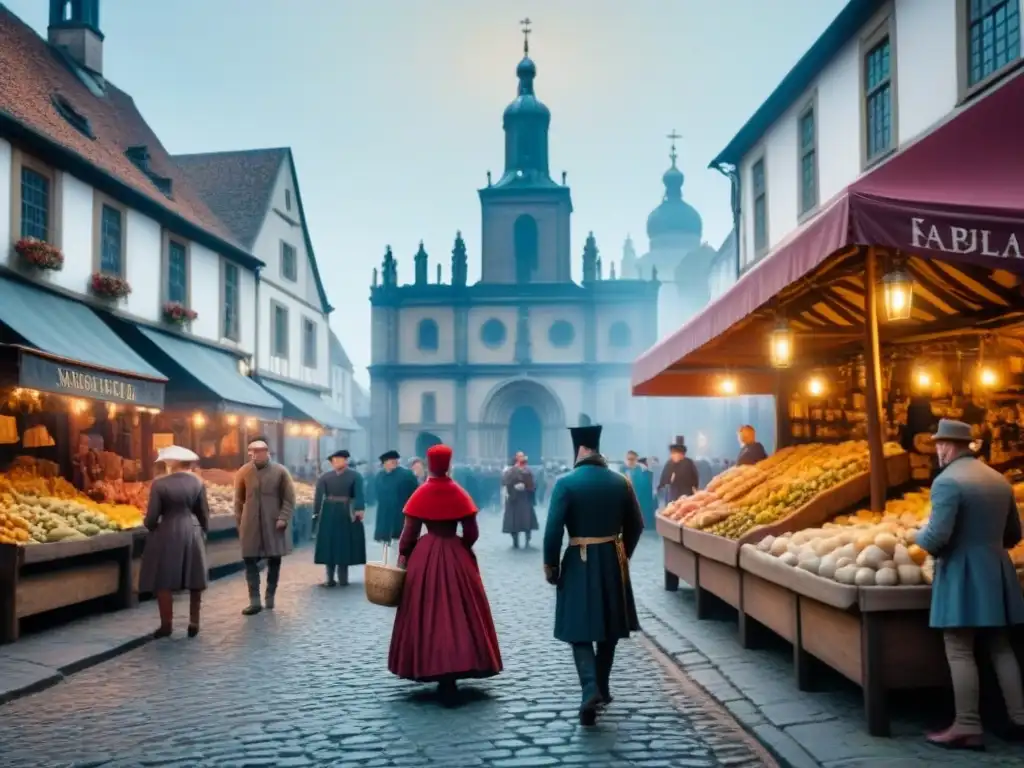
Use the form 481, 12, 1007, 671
669, 435, 686, 452
569, 424, 603, 455
426, 444, 453, 475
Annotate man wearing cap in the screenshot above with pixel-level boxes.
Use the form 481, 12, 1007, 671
234, 436, 296, 615
373, 450, 418, 561
658, 437, 699, 503
543, 422, 644, 726
915, 419, 1024, 749
314, 449, 367, 587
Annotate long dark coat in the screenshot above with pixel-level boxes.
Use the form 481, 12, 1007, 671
373, 466, 418, 542
234, 461, 296, 559
314, 468, 366, 567
916, 455, 1024, 628
543, 455, 644, 643
139, 471, 210, 592
502, 465, 539, 534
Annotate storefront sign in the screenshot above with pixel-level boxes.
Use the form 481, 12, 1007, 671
18, 351, 165, 408
910, 217, 1022, 260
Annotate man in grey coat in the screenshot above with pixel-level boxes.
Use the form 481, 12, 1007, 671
916, 419, 1024, 749
234, 436, 296, 615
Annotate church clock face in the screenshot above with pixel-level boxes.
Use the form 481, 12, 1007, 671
480, 318, 507, 349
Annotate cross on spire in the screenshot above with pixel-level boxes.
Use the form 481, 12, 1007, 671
520, 17, 532, 55
667, 129, 682, 166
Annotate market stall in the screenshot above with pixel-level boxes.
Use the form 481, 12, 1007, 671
632, 71, 1024, 735
0, 275, 170, 641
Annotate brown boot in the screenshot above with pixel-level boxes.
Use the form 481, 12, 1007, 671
187, 590, 202, 637
154, 590, 173, 638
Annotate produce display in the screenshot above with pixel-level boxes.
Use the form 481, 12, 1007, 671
205, 484, 236, 517
660, 441, 905, 540
754, 490, 935, 586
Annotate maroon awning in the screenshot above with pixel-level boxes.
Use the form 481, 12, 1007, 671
632, 71, 1024, 396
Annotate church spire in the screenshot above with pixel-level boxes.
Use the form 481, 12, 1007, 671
414, 240, 428, 285
498, 19, 552, 184
662, 129, 685, 201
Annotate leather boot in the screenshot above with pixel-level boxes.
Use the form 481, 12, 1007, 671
265, 557, 280, 609
242, 562, 262, 616
337, 566, 349, 586
154, 590, 173, 638
572, 643, 602, 725
512, 534, 520, 549
596, 641, 617, 705
321, 564, 337, 587
188, 590, 201, 637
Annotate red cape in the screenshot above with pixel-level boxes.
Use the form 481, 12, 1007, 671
403, 476, 478, 522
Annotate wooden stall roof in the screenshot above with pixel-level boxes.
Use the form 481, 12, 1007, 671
633, 70, 1024, 397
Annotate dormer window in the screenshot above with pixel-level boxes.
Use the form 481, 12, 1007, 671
51, 93, 94, 139
124, 146, 174, 199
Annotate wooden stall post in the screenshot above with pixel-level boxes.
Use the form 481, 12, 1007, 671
0, 543, 20, 643
863, 248, 889, 512
140, 411, 154, 481
774, 370, 794, 450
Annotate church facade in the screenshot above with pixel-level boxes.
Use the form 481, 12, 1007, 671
368, 29, 658, 463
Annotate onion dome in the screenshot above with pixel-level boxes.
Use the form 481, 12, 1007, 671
646, 132, 703, 241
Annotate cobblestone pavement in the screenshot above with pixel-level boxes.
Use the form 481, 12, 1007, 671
0, 509, 776, 768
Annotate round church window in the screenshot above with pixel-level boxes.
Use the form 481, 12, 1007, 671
480, 318, 507, 348
548, 320, 575, 348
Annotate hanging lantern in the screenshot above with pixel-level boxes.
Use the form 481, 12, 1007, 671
882, 263, 914, 321
768, 319, 794, 368
978, 365, 999, 389
806, 374, 828, 398
718, 376, 738, 395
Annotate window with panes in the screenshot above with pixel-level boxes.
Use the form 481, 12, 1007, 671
20, 167, 50, 241
281, 242, 297, 281
864, 36, 893, 161
967, 0, 1020, 86
273, 304, 289, 358
222, 263, 240, 340
421, 392, 437, 424
752, 159, 767, 254
167, 241, 187, 304
798, 107, 817, 215
302, 318, 317, 368
100, 205, 123, 275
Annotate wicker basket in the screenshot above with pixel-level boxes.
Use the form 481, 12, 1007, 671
365, 561, 406, 607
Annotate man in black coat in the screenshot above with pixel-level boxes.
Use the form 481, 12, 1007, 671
658, 437, 699, 503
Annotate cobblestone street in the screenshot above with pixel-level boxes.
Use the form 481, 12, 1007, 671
0, 510, 775, 768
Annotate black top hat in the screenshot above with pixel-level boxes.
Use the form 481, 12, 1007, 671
570, 424, 602, 455
379, 450, 400, 462
669, 435, 686, 452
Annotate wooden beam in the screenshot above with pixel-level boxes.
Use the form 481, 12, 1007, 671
863, 249, 888, 513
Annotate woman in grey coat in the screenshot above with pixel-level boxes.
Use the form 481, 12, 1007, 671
139, 446, 210, 639
916, 419, 1024, 750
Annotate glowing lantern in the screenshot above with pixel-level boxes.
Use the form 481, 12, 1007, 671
769, 319, 794, 369
718, 376, 738, 395
914, 369, 932, 391
882, 265, 914, 321
979, 366, 998, 389
192, 412, 206, 428
807, 375, 827, 397
225, 414, 239, 426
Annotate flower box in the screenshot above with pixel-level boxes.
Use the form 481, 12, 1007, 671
90, 272, 131, 300
162, 301, 198, 327
14, 238, 64, 271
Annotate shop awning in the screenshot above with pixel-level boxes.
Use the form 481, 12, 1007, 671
134, 327, 283, 420
0, 277, 166, 407
259, 378, 360, 431
633, 71, 1024, 397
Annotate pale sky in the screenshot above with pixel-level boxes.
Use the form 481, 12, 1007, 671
7, 0, 847, 385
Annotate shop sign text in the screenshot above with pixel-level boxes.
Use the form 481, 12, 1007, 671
910, 217, 1022, 259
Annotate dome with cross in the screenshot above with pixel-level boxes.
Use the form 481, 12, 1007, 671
646, 131, 703, 242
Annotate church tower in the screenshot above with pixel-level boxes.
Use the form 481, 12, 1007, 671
48, 0, 104, 76
479, 20, 573, 284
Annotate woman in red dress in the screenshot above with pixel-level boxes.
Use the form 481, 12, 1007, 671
388, 444, 503, 703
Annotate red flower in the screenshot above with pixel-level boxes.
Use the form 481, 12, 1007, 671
162, 301, 198, 325
90, 272, 132, 299
14, 238, 64, 271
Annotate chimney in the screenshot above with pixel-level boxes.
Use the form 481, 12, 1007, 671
48, 0, 104, 77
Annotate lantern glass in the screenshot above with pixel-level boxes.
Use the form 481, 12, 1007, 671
882, 268, 914, 321
769, 322, 794, 368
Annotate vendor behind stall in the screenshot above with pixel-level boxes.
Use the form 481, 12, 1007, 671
658, 437, 698, 503
735, 425, 767, 466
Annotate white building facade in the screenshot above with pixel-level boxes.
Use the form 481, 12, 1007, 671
719, 0, 1023, 272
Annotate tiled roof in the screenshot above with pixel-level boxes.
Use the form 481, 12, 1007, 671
172, 148, 287, 250
0, 8, 255, 265
328, 329, 353, 372
173, 147, 333, 314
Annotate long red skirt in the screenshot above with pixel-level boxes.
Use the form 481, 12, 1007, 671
388, 533, 503, 682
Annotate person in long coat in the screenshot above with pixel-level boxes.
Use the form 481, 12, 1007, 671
313, 449, 366, 586
139, 445, 210, 638
388, 444, 503, 705
622, 451, 655, 528
543, 424, 644, 726
234, 436, 296, 615
373, 450, 418, 560
502, 451, 539, 547
916, 419, 1024, 750
658, 437, 699, 503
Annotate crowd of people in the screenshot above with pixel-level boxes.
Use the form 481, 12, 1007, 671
133, 418, 1024, 743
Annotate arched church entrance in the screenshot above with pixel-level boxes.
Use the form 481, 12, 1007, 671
415, 431, 442, 458
508, 405, 542, 463
480, 379, 566, 462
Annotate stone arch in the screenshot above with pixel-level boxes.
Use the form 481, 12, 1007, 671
479, 378, 566, 462
415, 431, 442, 459
513, 214, 539, 284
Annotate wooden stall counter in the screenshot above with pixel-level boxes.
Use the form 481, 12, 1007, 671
0, 532, 135, 644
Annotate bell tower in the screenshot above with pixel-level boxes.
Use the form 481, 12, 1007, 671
478, 20, 573, 285
48, 0, 104, 76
